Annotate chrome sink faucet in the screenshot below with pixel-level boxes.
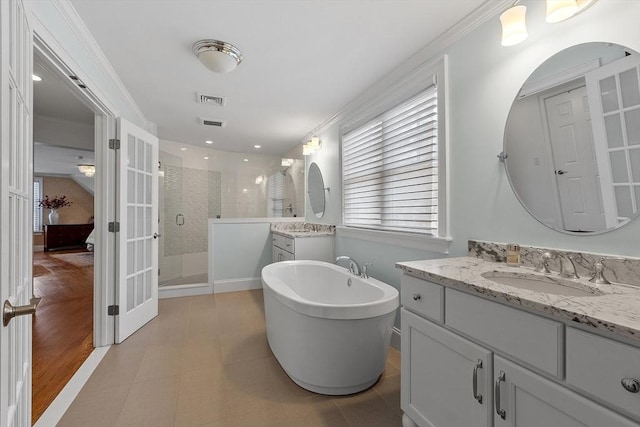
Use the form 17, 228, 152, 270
534, 250, 554, 274
335, 256, 361, 276
558, 254, 579, 279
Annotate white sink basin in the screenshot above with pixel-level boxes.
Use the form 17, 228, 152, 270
481, 271, 604, 297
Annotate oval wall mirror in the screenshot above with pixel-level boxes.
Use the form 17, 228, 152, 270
307, 162, 326, 218
504, 42, 640, 234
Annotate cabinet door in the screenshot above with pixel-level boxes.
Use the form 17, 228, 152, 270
401, 309, 492, 427
494, 355, 638, 427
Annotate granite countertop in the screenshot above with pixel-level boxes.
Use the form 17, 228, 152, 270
396, 257, 640, 346
272, 229, 335, 238
271, 222, 335, 238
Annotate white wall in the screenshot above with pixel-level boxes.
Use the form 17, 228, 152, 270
305, 1, 640, 298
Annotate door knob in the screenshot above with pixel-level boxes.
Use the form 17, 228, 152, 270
153, 233, 161, 239
3, 299, 38, 327
556, 170, 567, 175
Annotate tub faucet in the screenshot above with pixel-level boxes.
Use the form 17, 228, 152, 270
335, 256, 361, 277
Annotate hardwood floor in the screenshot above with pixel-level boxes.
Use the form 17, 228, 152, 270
32, 249, 94, 424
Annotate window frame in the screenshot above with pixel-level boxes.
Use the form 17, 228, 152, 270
339, 56, 450, 253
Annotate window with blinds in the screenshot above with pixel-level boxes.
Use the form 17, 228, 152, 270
342, 86, 438, 235
33, 177, 43, 232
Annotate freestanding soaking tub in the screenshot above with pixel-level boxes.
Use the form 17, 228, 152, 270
261, 260, 399, 395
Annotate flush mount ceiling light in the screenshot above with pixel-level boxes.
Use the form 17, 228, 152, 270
193, 39, 243, 74
500, 4, 528, 46
78, 164, 95, 177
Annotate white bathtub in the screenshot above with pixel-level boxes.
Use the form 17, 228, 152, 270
261, 260, 399, 395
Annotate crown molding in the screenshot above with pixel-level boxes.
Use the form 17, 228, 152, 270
31, 0, 148, 126
302, 0, 512, 141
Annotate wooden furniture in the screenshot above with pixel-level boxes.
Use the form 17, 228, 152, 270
400, 273, 639, 427
43, 224, 94, 251
271, 232, 334, 263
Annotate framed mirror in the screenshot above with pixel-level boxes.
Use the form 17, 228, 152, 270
307, 162, 326, 218
504, 42, 640, 234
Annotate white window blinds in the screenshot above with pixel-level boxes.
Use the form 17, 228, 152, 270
33, 177, 43, 232
343, 85, 438, 235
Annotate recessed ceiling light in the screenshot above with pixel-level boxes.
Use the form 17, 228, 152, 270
254, 145, 261, 149
180, 147, 187, 151
32, 74, 42, 82
204, 156, 209, 160
243, 158, 248, 162
205, 140, 213, 144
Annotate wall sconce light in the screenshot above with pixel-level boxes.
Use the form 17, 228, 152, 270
546, 0, 596, 23
500, 4, 528, 47
302, 137, 322, 156
500, 0, 597, 46
78, 164, 95, 177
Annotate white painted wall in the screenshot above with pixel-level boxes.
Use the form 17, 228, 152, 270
305, 0, 640, 302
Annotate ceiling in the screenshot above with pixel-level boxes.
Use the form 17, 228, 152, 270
66, 0, 491, 155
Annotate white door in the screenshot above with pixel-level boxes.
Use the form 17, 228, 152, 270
545, 86, 605, 231
1, 0, 34, 425
494, 356, 637, 427
115, 118, 159, 343
401, 309, 492, 427
586, 54, 640, 227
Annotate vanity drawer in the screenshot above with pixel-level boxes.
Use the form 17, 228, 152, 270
273, 233, 294, 253
566, 327, 640, 419
401, 274, 444, 322
445, 288, 563, 377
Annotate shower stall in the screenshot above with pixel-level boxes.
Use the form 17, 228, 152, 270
158, 150, 221, 288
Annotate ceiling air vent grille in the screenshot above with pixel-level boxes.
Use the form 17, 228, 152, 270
196, 93, 226, 106
198, 117, 226, 127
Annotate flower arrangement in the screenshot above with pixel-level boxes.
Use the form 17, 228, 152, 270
38, 195, 72, 210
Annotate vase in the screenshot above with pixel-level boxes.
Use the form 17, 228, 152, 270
48, 209, 59, 225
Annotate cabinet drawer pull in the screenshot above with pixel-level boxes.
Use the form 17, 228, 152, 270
473, 359, 483, 404
621, 378, 640, 393
412, 294, 421, 301
495, 371, 506, 420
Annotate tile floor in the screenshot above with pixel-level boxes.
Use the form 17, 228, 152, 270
58, 290, 402, 427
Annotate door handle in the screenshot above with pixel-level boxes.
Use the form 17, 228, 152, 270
3, 299, 38, 327
473, 359, 483, 404
495, 371, 506, 420
153, 233, 161, 239
556, 170, 567, 175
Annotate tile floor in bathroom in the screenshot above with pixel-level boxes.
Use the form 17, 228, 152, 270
58, 290, 402, 427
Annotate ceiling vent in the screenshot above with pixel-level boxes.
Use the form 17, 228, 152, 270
198, 117, 226, 127
196, 92, 226, 107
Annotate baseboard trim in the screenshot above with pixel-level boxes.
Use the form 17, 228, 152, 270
158, 282, 213, 299
214, 277, 262, 294
34, 346, 110, 427
391, 326, 401, 350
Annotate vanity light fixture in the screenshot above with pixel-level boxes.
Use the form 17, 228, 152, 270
78, 164, 95, 177
302, 137, 322, 156
193, 39, 243, 74
500, 4, 528, 47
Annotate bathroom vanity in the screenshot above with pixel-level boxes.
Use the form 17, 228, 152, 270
271, 223, 334, 263
397, 256, 640, 427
